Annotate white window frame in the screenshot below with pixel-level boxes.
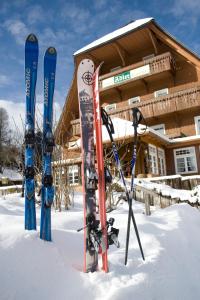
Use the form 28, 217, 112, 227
154, 88, 169, 98
151, 123, 166, 135
148, 144, 159, 175
128, 96, 140, 105
105, 103, 116, 113
157, 147, 166, 175
194, 116, 200, 135
67, 165, 79, 186
174, 147, 197, 174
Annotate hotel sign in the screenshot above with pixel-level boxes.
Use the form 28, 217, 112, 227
114, 71, 131, 83
102, 64, 150, 88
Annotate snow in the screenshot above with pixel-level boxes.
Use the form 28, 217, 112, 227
172, 134, 200, 143
135, 178, 200, 204
135, 178, 192, 201
1, 192, 200, 299
0, 168, 22, 181
69, 116, 200, 151
69, 117, 151, 150
74, 18, 153, 56
0, 185, 22, 191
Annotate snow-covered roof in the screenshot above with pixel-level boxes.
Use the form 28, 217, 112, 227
74, 18, 153, 56
68, 117, 200, 151
68, 117, 169, 150
172, 135, 200, 143
0, 168, 22, 181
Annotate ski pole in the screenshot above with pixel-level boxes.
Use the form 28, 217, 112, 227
125, 108, 145, 265
101, 108, 145, 262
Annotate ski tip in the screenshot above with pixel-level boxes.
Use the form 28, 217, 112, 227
26, 34, 38, 43
79, 58, 94, 69
46, 47, 57, 56
77, 59, 95, 83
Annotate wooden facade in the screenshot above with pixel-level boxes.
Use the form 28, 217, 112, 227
55, 18, 200, 185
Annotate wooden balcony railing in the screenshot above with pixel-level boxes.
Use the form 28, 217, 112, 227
108, 85, 200, 120
70, 84, 200, 136
99, 52, 175, 91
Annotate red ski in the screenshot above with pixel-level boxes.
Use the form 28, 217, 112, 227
93, 63, 108, 272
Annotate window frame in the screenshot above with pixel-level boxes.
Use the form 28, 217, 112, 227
157, 147, 166, 175
154, 88, 169, 98
67, 164, 80, 186
174, 147, 197, 174
148, 144, 159, 175
128, 96, 140, 105
194, 116, 200, 135
104, 103, 117, 113
151, 123, 166, 135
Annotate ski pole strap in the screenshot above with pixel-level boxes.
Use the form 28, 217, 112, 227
101, 108, 114, 139
132, 107, 143, 128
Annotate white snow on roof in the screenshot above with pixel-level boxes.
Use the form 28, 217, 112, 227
102, 117, 147, 142
69, 117, 170, 150
68, 117, 200, 151
0, 168, 22, 181
172, 135, 200, 143
74, 18, 153, 56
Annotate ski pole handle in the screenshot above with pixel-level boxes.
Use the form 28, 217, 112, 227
77, 224, 88, 232
101, 108, 114, 135
132, 107, 143, 127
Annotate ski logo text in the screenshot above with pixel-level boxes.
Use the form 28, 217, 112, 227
25, 68, 31, 97
44, 78, 49, 105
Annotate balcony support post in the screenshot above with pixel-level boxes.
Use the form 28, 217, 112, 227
147, 29, 158, 55
113, 42, 127, 67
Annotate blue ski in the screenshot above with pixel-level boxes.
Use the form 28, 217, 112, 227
40, 47, 57, 241
24, 34, 38, 230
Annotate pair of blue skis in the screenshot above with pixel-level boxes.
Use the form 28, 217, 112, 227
24, 34, 57, 241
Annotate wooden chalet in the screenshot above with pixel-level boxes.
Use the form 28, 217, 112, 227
55, 17, 200, 186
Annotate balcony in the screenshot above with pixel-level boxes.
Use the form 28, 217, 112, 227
99, 52, 175, 92
108, 84, 200, 120
70, 84, 200, 136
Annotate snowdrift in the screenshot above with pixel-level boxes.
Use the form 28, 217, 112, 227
0, 193, 200, 300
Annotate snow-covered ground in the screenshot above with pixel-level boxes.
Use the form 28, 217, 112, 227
1, 193, 200, 300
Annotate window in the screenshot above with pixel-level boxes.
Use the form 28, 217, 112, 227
105, 103, 116, 113
154, 88, 168, 98
143, 54, 155, 61
128, 96, 140, 105
148, 144, 158, 174
158, 148, 166, 175
174, 147, 197, 174
194, 116, 200, 135
151, 124, 165, 135
67, 165, 79, 185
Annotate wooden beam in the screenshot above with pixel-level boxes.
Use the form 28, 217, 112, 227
114, 86, 122, 100
86, 53, 101, 65
141, 78, 149, 92
150, 23, 200, 69
113, 42, 127, 67
147, 28, 158, 54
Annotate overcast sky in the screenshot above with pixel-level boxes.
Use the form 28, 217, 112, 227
0, 0, 199, 130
